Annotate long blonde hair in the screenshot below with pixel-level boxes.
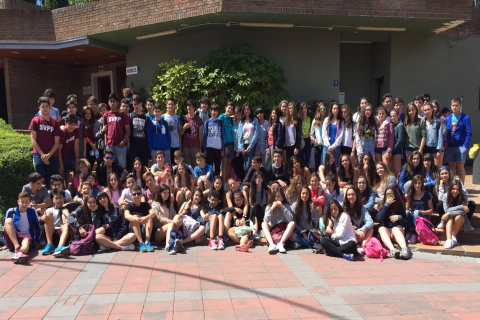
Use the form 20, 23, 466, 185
284, 102, 298, 126
374, 162, 394, 193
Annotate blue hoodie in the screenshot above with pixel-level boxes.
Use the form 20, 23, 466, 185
445, 112, 472, 148
203, 118, 224, 151
147, 117, 171, 152
6, 206, 41, 244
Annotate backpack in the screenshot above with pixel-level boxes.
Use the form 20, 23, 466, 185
306, 229, 327, 253
364, 237, 389, 262
415, 216, 439, 245
69, 224, 95, 256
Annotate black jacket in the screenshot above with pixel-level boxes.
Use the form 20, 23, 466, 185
96, 161, 128, 188
270, 121, 285, 150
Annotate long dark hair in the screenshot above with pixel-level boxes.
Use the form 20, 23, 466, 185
406, 151, 424, 176
423, 153, 438, 174
356, 175, 371, 205
190, 187, 206, 211
337, 154, 353, 181
268, 106, 282, 130
325, 173, 340, 196
268, 187, 288, 206
295, 186, 313, 225
341, 105, 353, 129
325, 199, 344, 223
155, 183, 172, 208
323, 151, 337, 176
97, 191, 115, 215
356, 103, 376, 137
174, 162, 193, 190
131, 157, 147, 187
378, 185, 405, 214
406, 175, 425, 209
241, 102, 253, 122
289, 156, 307, 179
327, 102, 339, 124
359, 152, 376, 186
447, 180, 464, 207
343, 187, 363, 220
81, 194, 96, 224
250, 171, 268, 205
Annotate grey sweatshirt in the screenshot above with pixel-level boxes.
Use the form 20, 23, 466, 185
291, 203, 318, 232
441, 194, 474, 232
264, 203, 294, 227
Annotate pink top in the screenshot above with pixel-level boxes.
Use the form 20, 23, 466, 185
104, 188, 121, 204
375, 121, 394, 153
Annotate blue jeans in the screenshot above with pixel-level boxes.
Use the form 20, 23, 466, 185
360, 140, 375, 157
294, 230, 314, 248
112, 146, 127, 168
322, 145, 341, 167
406, 210, 425, 229
242, 143, 257, 170
62, 156, 76, 173
33, 153, 58, 180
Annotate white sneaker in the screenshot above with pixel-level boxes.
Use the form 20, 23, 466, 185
444, 239, 453, 249
437, 221, 445, 230
99, 245, 109, 251
122, 244, 135, 251
11, 250, 21, 261
357, 247, 365, 256
277, 242, 286, 253
89, 150, 95, 156
452, 236, 458, 245
268, 244, 279, 254
94, 149, 99, 159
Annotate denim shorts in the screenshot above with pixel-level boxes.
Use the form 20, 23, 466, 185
444, 146, 467, 163
62, 156, 76, 172
375, 147, 389, 155
225, 143, 235, 159
404, 147, 417, 153
359, 140, 375, 156
392, 147, 403, 156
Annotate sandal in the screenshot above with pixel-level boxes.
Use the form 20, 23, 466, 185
235, 244, 250, 252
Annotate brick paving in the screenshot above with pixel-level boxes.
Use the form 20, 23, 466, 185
0, 246, 479, 320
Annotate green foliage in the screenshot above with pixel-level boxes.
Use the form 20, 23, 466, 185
147, 45, 290, 114
0, 120, 34, 225
43, 0, 69, 9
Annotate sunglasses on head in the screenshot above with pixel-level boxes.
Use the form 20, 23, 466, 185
132, 192, 142, 197
105, 156, 114, 160
439, 166, 449, 171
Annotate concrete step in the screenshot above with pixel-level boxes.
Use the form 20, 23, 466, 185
411, 241, 480, 258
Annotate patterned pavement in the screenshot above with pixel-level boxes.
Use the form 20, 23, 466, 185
0, 246, 480, 320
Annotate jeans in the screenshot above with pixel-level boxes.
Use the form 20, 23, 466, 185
33, 153, 58, 180
298, 138, 311, 167
406, 210, 425, 229
112, 146, 127, 168
361, 140, 375, 157
242, 143, 257, 170
322, 146, 341, 167
293, 230, 314, 248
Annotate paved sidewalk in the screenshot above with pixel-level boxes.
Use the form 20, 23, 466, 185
0, 246, 479, 320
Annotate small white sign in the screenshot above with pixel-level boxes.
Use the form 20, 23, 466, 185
83, 86, 92, 95
339, 92, 345, 104
126, 66, 140, 75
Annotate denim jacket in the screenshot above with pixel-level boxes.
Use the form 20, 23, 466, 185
420, 116, 444, 150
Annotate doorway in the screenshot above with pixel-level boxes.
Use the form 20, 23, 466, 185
91, 71, 113, 105
0, 66, 7, 124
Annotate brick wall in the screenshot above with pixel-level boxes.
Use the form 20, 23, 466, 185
0, 0, 42, 10
0, 9, 55, 41
440, 8, 480, 37
4, 58, 82, 129
80, 61, 126, 99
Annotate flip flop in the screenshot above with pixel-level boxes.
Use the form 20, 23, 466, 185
235, 244, 249, 252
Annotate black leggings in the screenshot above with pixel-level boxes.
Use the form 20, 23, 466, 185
252, 203, 266, 226
206, 147, 222, 176
366, 206, 378, 221
231, 154, 246, 181
436, 200, 476, 220
320, 238, 357, 258
313, 146, 323, 172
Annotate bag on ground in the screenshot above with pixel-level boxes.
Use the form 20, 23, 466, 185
415, 216, 439, 245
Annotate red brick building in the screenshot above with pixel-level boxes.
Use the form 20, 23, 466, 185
1, 0, 479, 142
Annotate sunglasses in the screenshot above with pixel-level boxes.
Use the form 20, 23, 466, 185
386, 193, 394, 197
132, 192, 142, 197
105, 156, 114, 160
319, 108, 326, 111
439, 166, 449, 171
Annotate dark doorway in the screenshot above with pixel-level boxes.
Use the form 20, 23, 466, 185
97, 76, 111, 105
372, 76, 384, 109
0, 66, 7, 124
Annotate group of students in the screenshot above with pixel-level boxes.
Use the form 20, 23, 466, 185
1, 89, 476, 264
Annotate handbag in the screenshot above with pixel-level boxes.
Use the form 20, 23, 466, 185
234, 220, 255, 238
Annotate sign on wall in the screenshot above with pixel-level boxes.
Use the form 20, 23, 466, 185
126, 66, 140, 75
83, 86, 92, 96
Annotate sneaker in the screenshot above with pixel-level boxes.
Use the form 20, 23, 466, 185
89, 150, 95, 156
11, 249, 21, 261
16, 252, 28, 264
452, 235, 458, 245
122, 244, 135, 251
258, 230, 264, 238
145, 241, 154, 252
165, 246, 176, 255
343, 253, 354, 261
254, 233, 260, 240
437, 221, 445, 231
42, 243, 55, 255
444, 239, 453, 249
209, 238, 218, 250
388, 249, 398, 259
175, 239, 184, 253
268, 244, 278, 254
408, 234, 418, 244
195, 235, 207, 244
217, 237, 225, 250
94, 149, 99, 159
313, 243, 323, 252
99, 245, 109, 252
139, 242, 147, 252
247, 239, 254, 249
235, 244, 250, 252
399, 247, 411, 260
277, 242, 286, 253
53, 245, 70, 258
292, 241, 302, 249
357, 247, 365, 256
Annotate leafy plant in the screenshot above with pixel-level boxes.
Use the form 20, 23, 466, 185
0, 120, 34, 225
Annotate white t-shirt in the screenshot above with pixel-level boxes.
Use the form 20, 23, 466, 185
162, 114, 180, 148
45, 207, 64, 229
17, 211, 31, 236
121, 188, 134, 202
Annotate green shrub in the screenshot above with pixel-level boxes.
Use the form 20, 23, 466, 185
0, 120, 33, 225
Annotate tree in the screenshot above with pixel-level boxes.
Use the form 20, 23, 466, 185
43, 0, 69, 8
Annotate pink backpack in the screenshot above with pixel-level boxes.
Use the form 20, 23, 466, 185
415, 217, 439, 245
69, 224, 95, 256
364, 237, 389, 262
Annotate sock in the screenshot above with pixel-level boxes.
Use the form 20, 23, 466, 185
218, 235, 223, 239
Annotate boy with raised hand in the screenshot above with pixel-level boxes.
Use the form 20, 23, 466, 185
148, 105, 171, 164
4, 192, 41, 264
162, 98, 181, 164
202, 104, 224, 176
445, 97, 472, 184
102, 93, 130, 169
22, 172, 52, 214
58, 113, 80, 187
128, 94, 151, 170
194, 152, 213, 191
41, 188, 69, 255
145, 98, 155, 121
30, 96, 60, 185
124, 185, 155, 252
49, 175, 73, 203
180, 99, 203, 168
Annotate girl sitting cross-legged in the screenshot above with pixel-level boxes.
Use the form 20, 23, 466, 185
291, 186, 320, 250
405, 175, 433, 244
227, 191, 257, 252
343, 187, 374, 254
